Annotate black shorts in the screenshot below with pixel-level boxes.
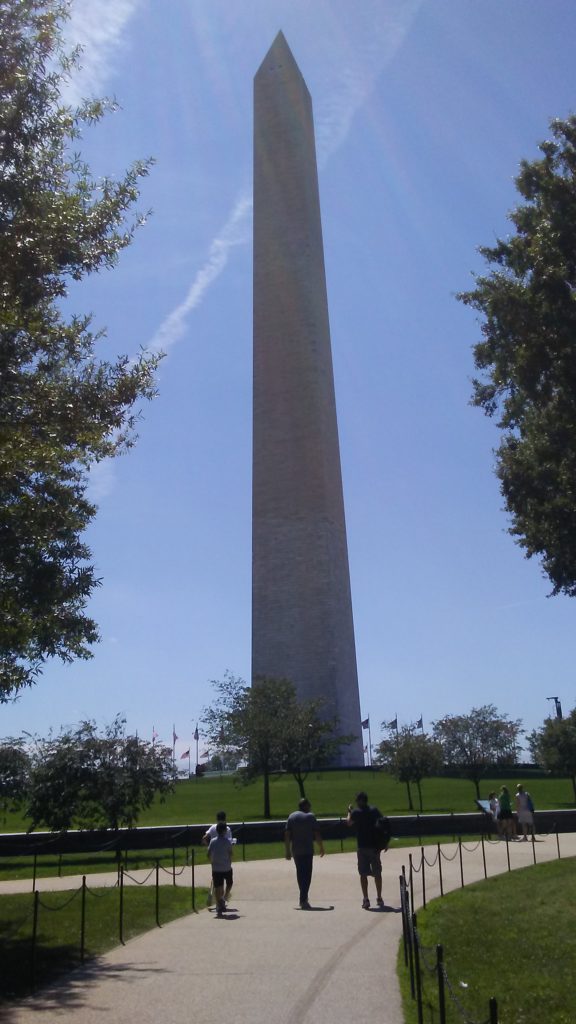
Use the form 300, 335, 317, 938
212, 869, 233, 888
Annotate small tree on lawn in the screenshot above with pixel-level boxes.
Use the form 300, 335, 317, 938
375, 726, 443, 811
203, 673, 352, 817
432, 705, 522, 799
529, 708, 576, 803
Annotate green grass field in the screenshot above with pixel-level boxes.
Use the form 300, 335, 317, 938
398, 857, 576, 1024
0, 882, 209, 1001
2, 768, 573, 836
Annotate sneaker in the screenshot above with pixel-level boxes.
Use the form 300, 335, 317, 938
362, 898, 370, 910
216, 908, 223, 918
376, 897, 384, 908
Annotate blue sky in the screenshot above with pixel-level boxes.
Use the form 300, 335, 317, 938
4, 0, 576, 757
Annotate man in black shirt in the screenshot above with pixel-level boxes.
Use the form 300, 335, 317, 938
346, 790, 384, 909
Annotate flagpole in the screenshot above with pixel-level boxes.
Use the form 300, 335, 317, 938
368, 719, 373, 767
188, 749, 191, 779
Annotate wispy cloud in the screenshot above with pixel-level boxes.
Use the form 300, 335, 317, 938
62, 0, 142, 106
314, 0, 425, 165
145, 193, 252, 354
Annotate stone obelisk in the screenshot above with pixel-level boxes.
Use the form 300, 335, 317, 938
252, 32, 363, 765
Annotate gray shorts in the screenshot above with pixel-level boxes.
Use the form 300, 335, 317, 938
357, 847, 382, 877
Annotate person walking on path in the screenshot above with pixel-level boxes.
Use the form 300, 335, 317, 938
202, 810, 233, 903
207, 820, 234, 917
515, 784, 535, 840
346, 791, 385, 909
284, 797, 324, 909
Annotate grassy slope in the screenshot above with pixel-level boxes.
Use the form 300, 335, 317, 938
398, 858, 576, 1024
2, 770, 574, 835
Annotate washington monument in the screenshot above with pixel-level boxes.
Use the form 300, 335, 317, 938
252, 32, 363, 765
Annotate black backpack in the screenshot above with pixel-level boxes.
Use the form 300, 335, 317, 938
373, 814, 392, 851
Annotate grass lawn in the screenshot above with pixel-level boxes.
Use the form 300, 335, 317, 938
398, 857, 576, 1024
0, 882, 209, 1002
3, 768, 574, 836
1, 770, 573, 883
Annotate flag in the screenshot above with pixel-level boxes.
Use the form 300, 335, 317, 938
181, 749, 190, 759
172, 725, 178, 745
193, 725, 199, 741
416, 716, 423, 730
361, 717, 370, 729
385, 717, 397, 730
200, 750, 210, 759
152, 727, 159, 742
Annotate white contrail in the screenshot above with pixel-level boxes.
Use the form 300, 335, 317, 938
150, 0, 423, 346
146, 192, 252, 354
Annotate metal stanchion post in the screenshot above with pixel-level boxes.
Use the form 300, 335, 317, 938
489, 996, 499, 1023
421, 847, 426, 908
31, 890, 39, 991
412, 913, 424, 1024
437, 843, 444, 897
119, 866, 125, 945
436, 945, 446, 1024
155, 860, 160, 927
191, 848, 196, 911
481, 835, 487, 879
80, 876, 87, 963
458, 838, 464, 888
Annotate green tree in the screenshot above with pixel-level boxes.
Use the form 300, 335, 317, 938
203, 673, 352, 817
374, 726, 443, 811
0, 0, 160, 699
458, 115, 576, 596
0, 737, 30, 824
529, 708, 576, 803
25, 717, 176, 831
432, 705, 522, 799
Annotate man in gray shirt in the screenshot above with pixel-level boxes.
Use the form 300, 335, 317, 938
285, 798, 324, 909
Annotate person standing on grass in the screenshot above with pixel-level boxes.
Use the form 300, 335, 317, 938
515, 784, 535, 840
285, 797, 324, 909
346, 791, 385, 909
207, 820, 234, 917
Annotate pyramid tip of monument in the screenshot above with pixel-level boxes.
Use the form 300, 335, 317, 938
256, 30, 302, 77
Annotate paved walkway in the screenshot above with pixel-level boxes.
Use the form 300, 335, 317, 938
2, 832, 575, 1024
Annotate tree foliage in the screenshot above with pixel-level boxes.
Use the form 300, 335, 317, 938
0, 0, 161, 699
459, 115, 576, 596
202, 673, 352, 817
0, 736, 30, 823
432, 704, 522, 798
25, 716, 176, 831
374, 726, 443, 811
529, 707, 576, 803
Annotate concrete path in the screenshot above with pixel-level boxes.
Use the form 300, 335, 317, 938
2, 832, 575, 1024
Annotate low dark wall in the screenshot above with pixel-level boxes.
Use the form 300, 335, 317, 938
1, 808, 575, 858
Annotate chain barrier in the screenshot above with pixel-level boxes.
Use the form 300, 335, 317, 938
461, 840, 481, 853
407, 907, 499, 1024
122, 866, 156, 886
439, 844, 460, 861
158, 862, 187, 878
423, 848, 439, 868
37, 887, 81, 912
